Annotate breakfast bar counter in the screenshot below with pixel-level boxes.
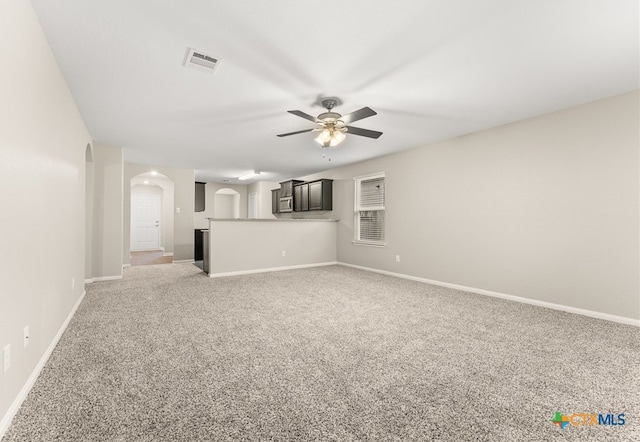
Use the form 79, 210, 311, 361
205, 218, 338, 277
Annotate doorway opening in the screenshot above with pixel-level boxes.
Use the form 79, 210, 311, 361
214, 188, 240, 218
131, 190, 161, 250
130, 172, 175, 266
130, 250, 173, 266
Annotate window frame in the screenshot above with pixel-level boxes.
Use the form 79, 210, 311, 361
353, 172, 386, 247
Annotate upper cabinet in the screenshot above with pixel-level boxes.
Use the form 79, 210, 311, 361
272, 178, 333, 213
280, 180, 303, 197
308, 179, 332, 211
294, 179, 332, 212
195, 181, 205, 212
294, 183, 308, 212
271, 188, 281, 214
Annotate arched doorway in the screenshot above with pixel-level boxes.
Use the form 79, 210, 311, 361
214, 188, 240, 218
129, 172, 175, 266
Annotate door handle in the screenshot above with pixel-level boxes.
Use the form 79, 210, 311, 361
155, 221, 159, 226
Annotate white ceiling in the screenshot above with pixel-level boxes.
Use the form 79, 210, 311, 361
29, 0, 639, 184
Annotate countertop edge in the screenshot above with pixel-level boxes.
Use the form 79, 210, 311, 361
206, 218, 339, 222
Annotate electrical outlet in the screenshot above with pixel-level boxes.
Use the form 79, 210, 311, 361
282, 250, 286, 257
24, 326, 29, 348
396, 255, 401, 263
3, 344, 10, 373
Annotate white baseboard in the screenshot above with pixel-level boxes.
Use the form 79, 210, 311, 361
122, 264, 131, 269
92, 275, 123, 282
209, 261, 338, 278
84, 278, 93, 284
338, 263, 640, 327
163, 252, 174, 257
0, 290, 86, 439
173, 259, 195, 263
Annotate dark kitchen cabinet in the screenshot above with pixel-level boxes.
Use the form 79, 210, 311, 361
294, 183, 309, 212
309, 180, 331, 210
294, 179, 332, 211
271, 189, 281, 214
195, 182, 205, 212
279, 180, 303, 197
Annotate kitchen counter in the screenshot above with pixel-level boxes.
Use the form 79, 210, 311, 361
207, 218, 338, 222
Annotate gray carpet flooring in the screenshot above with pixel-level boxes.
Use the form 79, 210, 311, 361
3, 264, 639, 441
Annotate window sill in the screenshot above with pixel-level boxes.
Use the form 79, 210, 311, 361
352, 241, 386, 248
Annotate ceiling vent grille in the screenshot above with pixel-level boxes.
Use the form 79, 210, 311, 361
184, 48, 220, 74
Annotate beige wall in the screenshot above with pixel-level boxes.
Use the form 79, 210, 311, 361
0, 0, 92, 430
208, 220, 337, 276
91, 144, 124, 280
124, 164, 195, 264
84, 147, 94, 281
213, 194, 237, 218
248, 181, 279, 219
300, 91, 640, 320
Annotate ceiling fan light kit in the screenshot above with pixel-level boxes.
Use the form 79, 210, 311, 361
277, 98, 383, 150
314, 126, 347, 148
314, 128, 346, 148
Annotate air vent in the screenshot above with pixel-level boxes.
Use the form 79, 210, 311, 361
184, 48, 220, 74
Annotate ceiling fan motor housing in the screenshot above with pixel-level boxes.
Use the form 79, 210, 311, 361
318, 111, 342, 123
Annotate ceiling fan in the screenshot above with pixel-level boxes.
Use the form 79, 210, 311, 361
277, 98, 382, 148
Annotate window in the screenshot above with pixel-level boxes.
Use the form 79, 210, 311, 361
354, 172, 385, 245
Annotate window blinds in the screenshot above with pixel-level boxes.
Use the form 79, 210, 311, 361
355, 175, 385, 243
359, 210, 385, 242
358, 177, 385, 209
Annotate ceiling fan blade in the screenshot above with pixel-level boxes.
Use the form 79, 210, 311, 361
276, 128, 316, 137
346, 126, 383, 139
339, 107, 377, 124
288, 110, 320, 123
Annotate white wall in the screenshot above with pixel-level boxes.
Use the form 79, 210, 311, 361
300, 91, 640, 321
0, 0, 92, 432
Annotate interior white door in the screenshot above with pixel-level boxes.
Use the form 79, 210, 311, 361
131, 192, 161, 250
248, 192, 258, 219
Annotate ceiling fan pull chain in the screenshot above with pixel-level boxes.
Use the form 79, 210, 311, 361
321, 147, 332, 162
